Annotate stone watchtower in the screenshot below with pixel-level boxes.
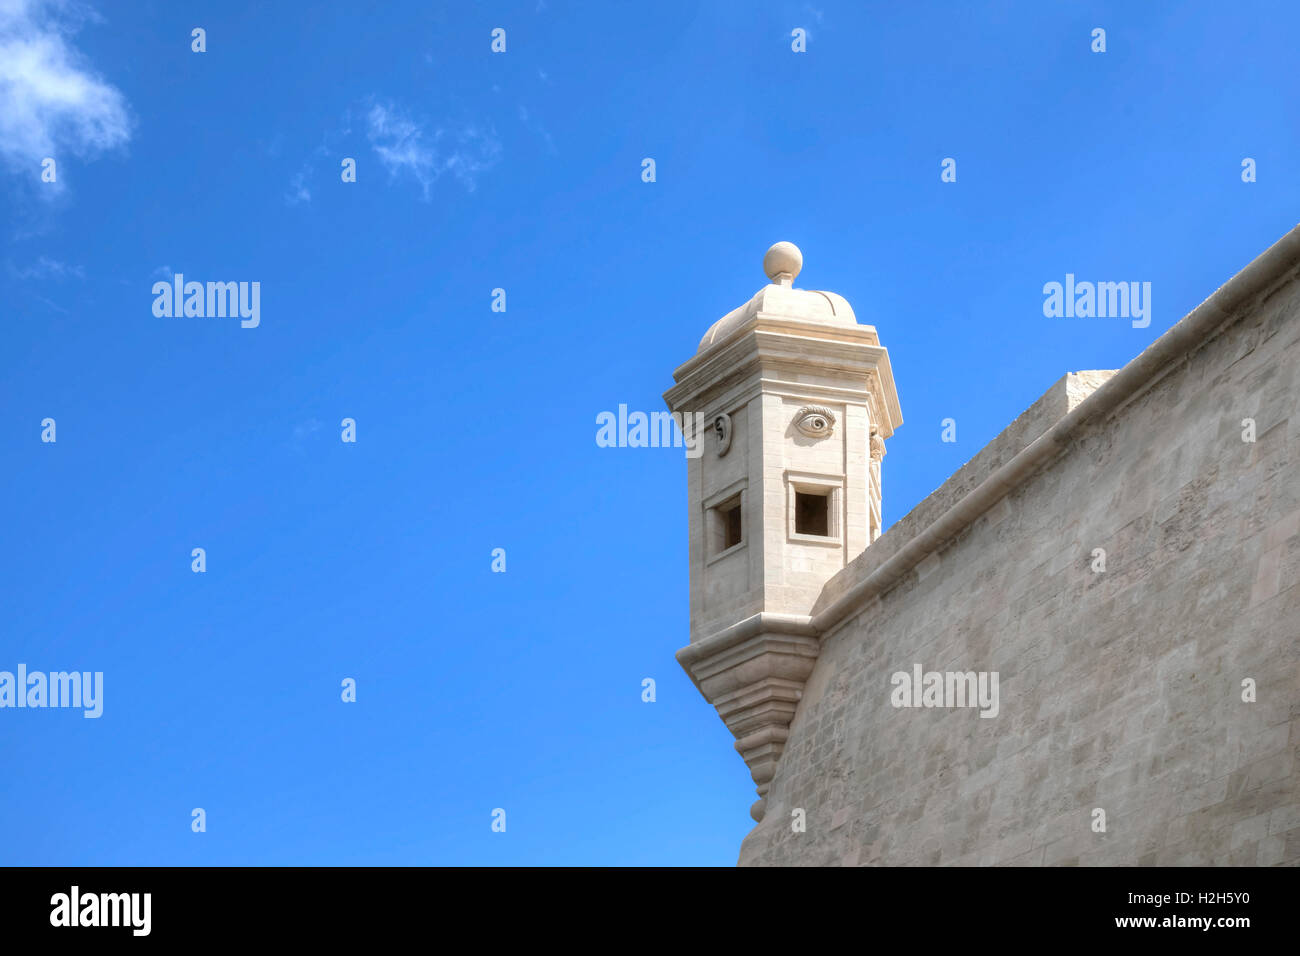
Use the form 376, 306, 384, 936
664, 242, 902, 820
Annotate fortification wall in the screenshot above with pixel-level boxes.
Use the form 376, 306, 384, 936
738, 269, 1300, 866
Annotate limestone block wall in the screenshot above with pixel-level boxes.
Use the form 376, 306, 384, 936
738, 270, 1300, 866
691, 400, 755, 634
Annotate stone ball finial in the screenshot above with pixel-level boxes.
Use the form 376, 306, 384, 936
763, 241, 802, 285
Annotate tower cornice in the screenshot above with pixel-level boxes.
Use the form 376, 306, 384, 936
664, 322, 902, 438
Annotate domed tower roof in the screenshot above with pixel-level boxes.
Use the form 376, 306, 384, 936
670, 240, 902, 441
697, 241, 860, 354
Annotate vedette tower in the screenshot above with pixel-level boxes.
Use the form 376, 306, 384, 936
663, 241, 902, 822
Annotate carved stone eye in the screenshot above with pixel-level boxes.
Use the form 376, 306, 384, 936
794, 406, 836, 438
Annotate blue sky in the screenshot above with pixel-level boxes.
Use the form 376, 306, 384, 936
0, 0, 1296, 865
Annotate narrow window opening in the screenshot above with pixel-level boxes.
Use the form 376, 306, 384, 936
795, 490, 829, 536
721, 502, 742, 550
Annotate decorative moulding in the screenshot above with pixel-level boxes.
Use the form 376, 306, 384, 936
676, 613, 819, 822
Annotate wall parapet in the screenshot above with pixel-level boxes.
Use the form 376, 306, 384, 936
811, 222, 1300, 634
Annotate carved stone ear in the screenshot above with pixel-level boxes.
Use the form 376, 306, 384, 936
713, 412, 733, 456
793, 405, 835, 439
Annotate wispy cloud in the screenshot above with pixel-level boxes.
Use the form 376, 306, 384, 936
366, 101, 500, 200
286, 167, 311, 205
293, 418, 323, 441
518, 104, 557, 156
8, 254, 84, 279
289, 417, 324, 453
151, 264, 174, 281
283, 113, 354, 206
29, 291, 69, 313
0, 0, 131, 188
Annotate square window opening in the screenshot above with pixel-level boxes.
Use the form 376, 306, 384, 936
795, 490, 830, 536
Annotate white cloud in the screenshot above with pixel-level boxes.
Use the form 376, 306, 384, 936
283, 114, 354, 206
286, 167, 311, 205
9, 254, 83, 278
0, 0, 131, 183
366, 101, 500, 200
